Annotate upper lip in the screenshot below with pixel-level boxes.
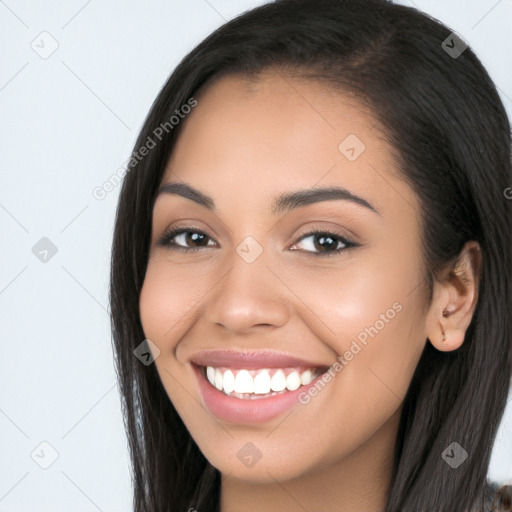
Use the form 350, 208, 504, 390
189, 349, 330, 369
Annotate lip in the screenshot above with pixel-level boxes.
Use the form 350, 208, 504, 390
189, 349, 329, 369
192, 362, 329, 424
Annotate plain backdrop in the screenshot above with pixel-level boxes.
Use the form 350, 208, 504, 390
1, 1, 511, 510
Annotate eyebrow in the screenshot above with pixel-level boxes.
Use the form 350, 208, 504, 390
156, 181, 380, 216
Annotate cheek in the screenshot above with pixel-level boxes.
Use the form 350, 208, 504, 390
277, 246, 425, 346
277, 250, 427, 408
138, 259, 212, 416
139, 257, 214, 343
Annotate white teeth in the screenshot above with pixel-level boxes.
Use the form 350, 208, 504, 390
234, 370, 254, 393
222, 369, 235, 394
286, 371, 301, 391
300, 369, 315, 386
206, 366, 215, 384
253, 370, 271, 394
214, 368, 223, 391
204, 365, 323, 398
270, 369, 286, 392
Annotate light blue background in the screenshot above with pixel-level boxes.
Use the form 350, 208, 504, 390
1, 1, 511, 510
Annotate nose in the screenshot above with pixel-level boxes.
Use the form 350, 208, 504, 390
202, 248, 291, 335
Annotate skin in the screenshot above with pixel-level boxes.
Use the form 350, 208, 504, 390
139, 71, 480, 511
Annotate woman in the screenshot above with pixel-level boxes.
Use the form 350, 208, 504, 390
109, 0, 512, 510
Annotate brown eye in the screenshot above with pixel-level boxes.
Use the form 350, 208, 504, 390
157, 228, 216, 250
290, 230, 358, 257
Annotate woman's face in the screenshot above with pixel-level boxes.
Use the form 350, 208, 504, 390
139, 72, 431, 484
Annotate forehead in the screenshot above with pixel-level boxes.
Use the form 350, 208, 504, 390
178, 71, 382, 151
161, 71, 413, 218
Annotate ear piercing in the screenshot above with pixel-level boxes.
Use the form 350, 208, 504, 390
441, 309, 448, 342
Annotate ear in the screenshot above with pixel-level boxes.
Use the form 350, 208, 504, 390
425, 241, 482, 352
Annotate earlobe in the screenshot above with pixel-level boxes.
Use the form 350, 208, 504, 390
426, 241, 482, 352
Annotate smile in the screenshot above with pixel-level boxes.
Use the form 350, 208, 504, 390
189, 349, 331, 423
203, 365, 322, 399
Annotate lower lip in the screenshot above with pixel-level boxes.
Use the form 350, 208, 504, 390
193, 364, 326, 424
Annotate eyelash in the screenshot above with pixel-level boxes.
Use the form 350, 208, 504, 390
156, 227, 359, 257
